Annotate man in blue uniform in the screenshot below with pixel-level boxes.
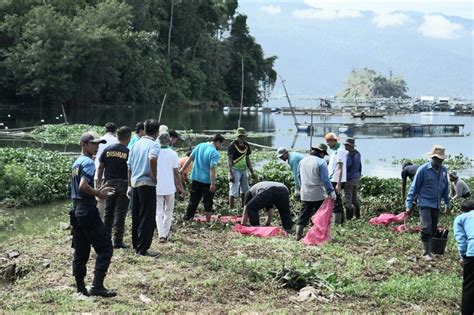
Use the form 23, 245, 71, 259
70, 132, 116, 297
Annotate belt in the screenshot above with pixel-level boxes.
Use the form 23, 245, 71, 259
73, 199, 97, 206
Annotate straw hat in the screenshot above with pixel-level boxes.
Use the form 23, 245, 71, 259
427, 145, 447, 160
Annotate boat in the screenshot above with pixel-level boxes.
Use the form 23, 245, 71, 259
351, 112, 385, 119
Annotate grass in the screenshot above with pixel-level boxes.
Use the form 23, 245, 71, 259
0, 198, 463, 313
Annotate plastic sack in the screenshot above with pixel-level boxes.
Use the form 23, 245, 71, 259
233, 224, 288, 238
369, 211, 408, 226
391, 224, 421, 233
302, 198, 334, 246
194, 215, 242, 224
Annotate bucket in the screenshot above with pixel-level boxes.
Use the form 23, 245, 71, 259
432, 237, 448, 255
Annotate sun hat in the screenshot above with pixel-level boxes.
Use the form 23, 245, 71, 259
80, 131, 106, 144
311, 143, 328, 155
427, 144, 447, 160
449, 171, 458, 179
236, 127, 247, 137
276, 147, 288, 158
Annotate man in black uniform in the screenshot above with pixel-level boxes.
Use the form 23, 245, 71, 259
244, 181, 293, 233
70, 131, 116, 297
401, 162, 419, 200
97, 126, 132, 249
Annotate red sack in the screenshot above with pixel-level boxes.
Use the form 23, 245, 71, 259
369, 211, 408, 226
233, 224, 288, 238
302, 198, 334, 246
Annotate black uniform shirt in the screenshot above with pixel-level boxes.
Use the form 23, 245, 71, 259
99, 143, 129, 181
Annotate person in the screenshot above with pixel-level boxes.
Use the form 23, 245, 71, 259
450, 171, 471, 200
180, 134, 225, 221
155, 132, 185, 243
243, 181, 293, 234
344, 137, 362, 219
296, 143, 336, 240
406, 145, 450, 261
97, 126, 132, 249
95, 122, 119, 221
453, 199, 474, 315
70, 131, 116, 297
401, 162, 420, 200
325, 132, 348, 225
128, 122, 144, 149
227, 127, 255, 209
276, 147, 304, 198
127, 119, 161, 257
178, 150, 193, 186
168, 129, 182, 148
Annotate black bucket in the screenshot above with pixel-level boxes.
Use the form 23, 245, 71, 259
432, 237, 448, 255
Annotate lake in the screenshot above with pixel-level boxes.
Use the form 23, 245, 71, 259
0, 104, 473, 178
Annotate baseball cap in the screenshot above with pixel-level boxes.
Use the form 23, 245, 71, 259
80, 131, 106, 144
311, 143, 328, 155
324, 132, 338, 141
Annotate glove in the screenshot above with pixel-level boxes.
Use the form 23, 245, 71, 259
330, 191, 337, 200
126, 187, 133, 200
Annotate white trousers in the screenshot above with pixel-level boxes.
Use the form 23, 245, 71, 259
156, 194, 175, 238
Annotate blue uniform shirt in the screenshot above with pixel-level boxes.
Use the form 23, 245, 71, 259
190, 142, 220, 184
453, 210, 474, 258
288, 152, 304, 189
405, 161, 449, 209
71, 155, 95, 200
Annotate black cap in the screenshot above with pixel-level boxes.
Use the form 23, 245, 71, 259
80, 132, 106, 144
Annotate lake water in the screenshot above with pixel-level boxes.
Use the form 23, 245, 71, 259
0, 105, 473, 178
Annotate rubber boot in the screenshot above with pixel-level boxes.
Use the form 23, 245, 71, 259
229, 196, 235, 209
89, 271, 117, 298
240, 194, 245, 209
422, 241, 433, 261
295, 225, 305, 241
334, 213, 344, 225
75, 276, 89, 296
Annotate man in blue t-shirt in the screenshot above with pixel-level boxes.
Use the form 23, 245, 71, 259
70, 131, 116, 297
277, 147, 305, 198
180, 134, 225, 221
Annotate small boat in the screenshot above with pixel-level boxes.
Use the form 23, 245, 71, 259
242, 107, 249, 111
223, 106, 230, 112
296, 123, 312, 133
351, 112, 385, 119
249, 106, 257, 111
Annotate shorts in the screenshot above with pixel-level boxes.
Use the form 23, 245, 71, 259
229, 168, 249, 197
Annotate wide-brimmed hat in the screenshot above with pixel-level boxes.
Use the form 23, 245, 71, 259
344, 137, 356, 147
311, 143, 328, 155
236, 127, 247, 137
80, 131, 106, 144
276, 147, 288, 158
449, 171, 458, 179
324, 132, 338, 141
427, 144, 447, 160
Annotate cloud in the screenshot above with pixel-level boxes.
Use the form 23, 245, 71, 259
372, 13, 411, 28
303, 0, 473, 19
260, 5, 281, 15
293, 8, 362, 20
418, 15, 464, 39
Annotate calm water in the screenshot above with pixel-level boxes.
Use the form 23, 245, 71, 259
0, 105, 473, 178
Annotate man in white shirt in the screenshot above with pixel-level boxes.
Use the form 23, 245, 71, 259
155, 132, 184, 242
325, 132, 348, 225
95, 122, 119, 221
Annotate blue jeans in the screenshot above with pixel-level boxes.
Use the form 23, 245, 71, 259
229, 168, 249, 197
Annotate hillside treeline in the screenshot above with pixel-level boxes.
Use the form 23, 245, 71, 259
0, 0, 277, 108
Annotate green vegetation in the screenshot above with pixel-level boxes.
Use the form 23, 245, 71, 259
392, 154, 473, 171
339, 68, 409, 98
0, 0, 276, 108
0, 148, 72, 207
31, 124, 102, 144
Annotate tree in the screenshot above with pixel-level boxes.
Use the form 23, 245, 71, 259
339, 68, 409, 98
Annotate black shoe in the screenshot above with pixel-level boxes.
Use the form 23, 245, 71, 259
138, 250, 160, 258
75, 276, 89, 296
88, 272, 117, 298
113, 242, 129, 249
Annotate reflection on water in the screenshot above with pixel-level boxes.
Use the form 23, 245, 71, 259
1, 107, 473, 178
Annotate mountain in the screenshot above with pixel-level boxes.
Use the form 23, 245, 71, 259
238, 2, 474, 99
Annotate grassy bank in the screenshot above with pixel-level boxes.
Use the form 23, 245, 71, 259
0, 199, 463, 312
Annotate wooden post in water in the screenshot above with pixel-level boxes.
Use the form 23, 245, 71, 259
158, 94, 167, 123
61, 104, 68, 124
238, 57, 244, 128
279, 75, 300, 129
309, 111, 314, 149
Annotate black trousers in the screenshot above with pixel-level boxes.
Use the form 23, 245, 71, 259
246, 186, 293, 232
332, 182, 345, 224
104, 179, 129, 245
463, 256, 474, 315
297, 199, 325, 227
70, 202, 113, 278
185, 180, 215, 220
131, 186, 156, 255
